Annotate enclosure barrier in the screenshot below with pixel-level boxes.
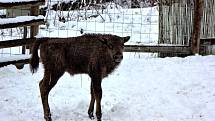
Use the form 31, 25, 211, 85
0, 0, 45, 68
0, 0, 214, 68
124, 45, 191, 54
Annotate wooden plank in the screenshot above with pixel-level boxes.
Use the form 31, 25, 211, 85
200, 38, 215, 55
0, 19, 44, 29
200, 38, 215, 45
159, 1, 193, 45
30, 6, 39, 37
124, 45, 192, 54
29, 6, 40, 53
201, 0, 215, 38
158, 2, 164, 44
22, 27, 28, 54
191, 0, 204, 54
0, 58, 30, 68
0, 1, 45, 9
0, 54, 30, 69
0, 38, 49, 48
0, 38, 192, 53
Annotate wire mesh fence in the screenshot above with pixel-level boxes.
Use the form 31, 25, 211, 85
39, 1, 159, 45
0, 27, 30, 57
0, 0, 160, 58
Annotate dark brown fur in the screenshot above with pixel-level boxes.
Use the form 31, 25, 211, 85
30, 34, 130, 121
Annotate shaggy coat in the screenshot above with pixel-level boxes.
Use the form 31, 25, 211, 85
30, 34, 130, 121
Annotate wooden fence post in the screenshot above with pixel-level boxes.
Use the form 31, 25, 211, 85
22, 26, 27, 54
29, 6, 39, 53
30, 6, 39, 38
158, 2, 164, 44
191, 0, 204, 54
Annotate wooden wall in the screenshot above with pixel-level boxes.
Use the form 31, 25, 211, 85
159, 0, 215, 45
201, 0, 215, 38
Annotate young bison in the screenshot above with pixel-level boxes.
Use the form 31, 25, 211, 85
30, 34, 130, 121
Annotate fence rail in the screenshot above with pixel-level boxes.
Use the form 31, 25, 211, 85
0, 19, 44, 29
0, 38, 37, 48
124, 45, 191, 54
0, 58, 30, 68
0, 0, 45, 9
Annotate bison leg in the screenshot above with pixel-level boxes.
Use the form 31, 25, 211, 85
88, 81, 95, 119
91, 77, 102, 121
39, 70, 64, 121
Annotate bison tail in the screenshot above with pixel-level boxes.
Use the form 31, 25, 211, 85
30, 38, 45, 73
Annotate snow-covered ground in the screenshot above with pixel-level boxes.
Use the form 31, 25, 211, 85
0, 53, 215, 121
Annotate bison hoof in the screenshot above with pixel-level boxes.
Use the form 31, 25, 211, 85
44, 114, 52, 121
88, 112, 95, 120
44, 117, 52, 121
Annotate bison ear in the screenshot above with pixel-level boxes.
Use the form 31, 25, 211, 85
123, 36, 130, 43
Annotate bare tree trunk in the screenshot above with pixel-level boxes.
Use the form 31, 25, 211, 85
191, 0, 204, 54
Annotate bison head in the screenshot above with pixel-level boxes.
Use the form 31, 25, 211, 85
100, 35, 130, 64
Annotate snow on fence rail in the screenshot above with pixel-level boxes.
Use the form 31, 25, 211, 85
0, 0, 45, 8
0, 55, 30, 68
0, 0, 45, 68
0, 15, 44, 29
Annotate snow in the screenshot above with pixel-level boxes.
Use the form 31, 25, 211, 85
0, 10, 6, 16
0, 54, 215, 121
0, 0, 37, 3
0, 15, 44, 25
0, 54, 30, 63
46, 0, 77, 6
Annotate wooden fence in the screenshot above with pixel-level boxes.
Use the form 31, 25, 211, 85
1, 0, 214, 68
159, 0, 215, 45
0, 0, 45, 68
